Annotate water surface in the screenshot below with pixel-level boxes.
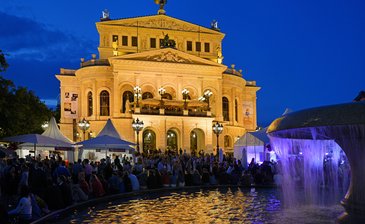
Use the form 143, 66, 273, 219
57, 188, 343, 224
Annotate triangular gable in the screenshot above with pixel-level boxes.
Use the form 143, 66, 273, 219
110, 47, 226, 67
235, 128, 269, 147
98, 14, 224, 36
42, 117, 73, 143
97, 119, 122, 139
250, 128, 270, 144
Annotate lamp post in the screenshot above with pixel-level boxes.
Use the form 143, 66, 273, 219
199, 90, 213, 111
212, 121, 223, 157
132, 118, 144, 153
134, 86, 142, 108
78, 118, 90, 140
182, 88, 189, 110
158, 86, 165, 108
41, 121, 49, 130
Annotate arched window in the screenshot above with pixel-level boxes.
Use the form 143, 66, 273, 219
162, 93, 172, 100
142, 92, 154, 100
222, 97, 229, 121
122, 91, 134, 113
190, 130, 198, 154
87, 91, 93, 116
224, 135, 231, 147
100, 90, 110, 116
143, 130, 156, 153
235, 99, 238, 122
167, 130, 178, 152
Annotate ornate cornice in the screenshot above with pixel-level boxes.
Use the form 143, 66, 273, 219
122, 19, 199, 32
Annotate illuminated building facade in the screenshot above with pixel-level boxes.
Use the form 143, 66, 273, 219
57, 7, 260, 156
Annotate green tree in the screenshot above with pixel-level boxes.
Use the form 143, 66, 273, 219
0, 50, 53, 137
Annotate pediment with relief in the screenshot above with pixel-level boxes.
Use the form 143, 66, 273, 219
146, 51, 193, 63
99, 15, 222, 35
111, 48, 225, 67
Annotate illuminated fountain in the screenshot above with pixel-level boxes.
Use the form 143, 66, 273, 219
267, 101, 365, 223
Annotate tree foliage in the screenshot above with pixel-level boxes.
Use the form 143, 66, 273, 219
0, 50, 53, 137
0, 77, 53, 137
0, 50, 8, 72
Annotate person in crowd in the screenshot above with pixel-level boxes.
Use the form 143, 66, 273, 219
123, 172, 133, 192
19, 165, 29, 188
89, 174, 105, 197
114, 156, 122, 171
71, 177, 88, 203
78, 172, 90, 196
72, 159, 84, 181
128, 171, 140, 191
83, 159, 93, 182
53, 161, 71, 180
43, 178, 64, 210
57, 175, 73, 207
107, 171, 122, 194
8, 185, 32, 223
192, 169, 202, 186
137, 169, 148, 190
29, 162, 47, 199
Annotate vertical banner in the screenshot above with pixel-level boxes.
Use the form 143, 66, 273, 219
243, 101, 253, 124
64, 92, 78, 118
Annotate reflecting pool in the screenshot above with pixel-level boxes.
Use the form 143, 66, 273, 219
55, 188, 344, 224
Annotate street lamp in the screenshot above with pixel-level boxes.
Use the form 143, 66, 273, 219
78, 118, 90, 140
199, 89, 213, 111
134, 86, 142, 108
158, 86, 165, 108
182, 88, 189, 110
41, 121, 49, 130
212, 121, 223, 157
132, 118, 144, 153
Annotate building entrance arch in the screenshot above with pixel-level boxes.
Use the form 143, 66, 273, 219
190, 128, 205, 155
167, 129, 178, 153
143, 129, 156, 154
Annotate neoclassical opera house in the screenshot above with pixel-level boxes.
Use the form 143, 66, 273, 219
57, 6, 260, 157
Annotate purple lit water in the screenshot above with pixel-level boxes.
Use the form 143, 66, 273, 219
270, 136, 349, 207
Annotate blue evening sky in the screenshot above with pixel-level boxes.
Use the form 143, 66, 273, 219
1, 0, 364, 126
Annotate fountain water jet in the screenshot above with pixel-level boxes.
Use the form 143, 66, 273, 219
268, 101, 365, 223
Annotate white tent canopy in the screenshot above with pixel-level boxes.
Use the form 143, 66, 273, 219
42, 117, 73, 143
16, 117, 75, 160
235, 128, 269, 147
78, 119, 135, 161
234, 128, 271, 168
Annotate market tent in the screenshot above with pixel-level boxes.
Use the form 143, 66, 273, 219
234, 128, 271, 168
19, 117, 75, 161
2, 134, 73, 147
2, 134, 73, 157
78, 135, 135, 150
97, 119, 122, 139
42, 117, 73, 143
77, 119, 135, 160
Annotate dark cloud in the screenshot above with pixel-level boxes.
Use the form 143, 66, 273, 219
0, 11, 97, 62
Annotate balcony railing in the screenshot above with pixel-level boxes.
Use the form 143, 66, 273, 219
131, 99, 211, 117
165, 109, 183, 116
188, 110, 207, 117
140, 108, 160, 115
81, 59, 110, 68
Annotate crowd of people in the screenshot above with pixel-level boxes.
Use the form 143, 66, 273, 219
0, 151, 279, 223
